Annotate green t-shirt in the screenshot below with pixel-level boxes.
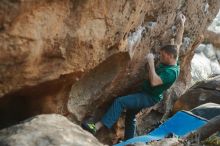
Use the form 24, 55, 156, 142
142, 63, 180, 102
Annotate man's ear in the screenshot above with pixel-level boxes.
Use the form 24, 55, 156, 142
170, 54, 175, 59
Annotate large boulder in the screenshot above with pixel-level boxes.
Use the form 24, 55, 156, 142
173, 75, 220, 112
191, 103, 220, 120
0, 114, 103, 146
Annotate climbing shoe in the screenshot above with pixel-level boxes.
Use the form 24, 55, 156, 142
81, 121, 97, 135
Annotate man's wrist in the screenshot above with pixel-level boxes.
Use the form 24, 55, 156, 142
148, 61, 154, 68
180, 21, 185, 26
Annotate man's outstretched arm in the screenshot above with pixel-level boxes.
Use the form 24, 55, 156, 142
175, 13, 186, 51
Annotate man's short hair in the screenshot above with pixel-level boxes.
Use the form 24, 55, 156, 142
160, 45, 178, 59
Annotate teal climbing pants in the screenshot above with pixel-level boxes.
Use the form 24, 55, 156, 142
101, 92, 157, 140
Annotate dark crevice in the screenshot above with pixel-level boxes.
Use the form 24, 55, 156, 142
0, 72, 83, 130
144, 12, 158, 24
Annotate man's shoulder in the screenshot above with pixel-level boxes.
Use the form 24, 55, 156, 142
170, 64, 180, 71
163, 64, 179, 72
163, 65, 179, 81
167, 65, 179, 76
157, 64, 180, 77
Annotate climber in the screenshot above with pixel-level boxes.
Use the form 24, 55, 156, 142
82, 13, 186, 140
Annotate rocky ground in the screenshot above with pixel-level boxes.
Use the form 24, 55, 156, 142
0, 114, 104, 146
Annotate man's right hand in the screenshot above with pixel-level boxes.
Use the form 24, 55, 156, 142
175, 13, 186, 49
177, 13, 186, 25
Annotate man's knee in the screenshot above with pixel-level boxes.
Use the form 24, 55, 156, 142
114, 96, 124, 104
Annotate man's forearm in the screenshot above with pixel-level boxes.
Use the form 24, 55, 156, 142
175, 22, 184, 50
148, 62, 162, 86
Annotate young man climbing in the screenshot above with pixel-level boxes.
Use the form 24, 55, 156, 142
82, 13, 186, 140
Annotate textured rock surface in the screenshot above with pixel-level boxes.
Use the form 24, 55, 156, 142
174, 75, 220, 112
0, 0, 220, 145
191, 43, 220, 84
0, 114, 103, 146
0, 0, 147, 97
208, 10, 220, 33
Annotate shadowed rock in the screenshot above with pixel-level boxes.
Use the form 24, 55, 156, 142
174, 75, 220, 112
191, 103, 220, 120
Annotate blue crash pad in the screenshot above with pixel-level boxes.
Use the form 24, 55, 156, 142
114, 111, 208, 146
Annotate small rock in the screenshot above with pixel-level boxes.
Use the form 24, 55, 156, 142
203, 44, 216, 60
194, 44, 206, 54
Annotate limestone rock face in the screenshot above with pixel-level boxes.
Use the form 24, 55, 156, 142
0, 0, 148, 98
0, 0, 220, 144
0, 114, 103, 146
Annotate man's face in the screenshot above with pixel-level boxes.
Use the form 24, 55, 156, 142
159, 50, 171, 64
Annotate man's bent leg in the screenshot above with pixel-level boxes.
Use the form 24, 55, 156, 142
124, 92, 157, 140
101, 94, 135, 129
101, 92, 156, 129
124, 109, 140, 140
